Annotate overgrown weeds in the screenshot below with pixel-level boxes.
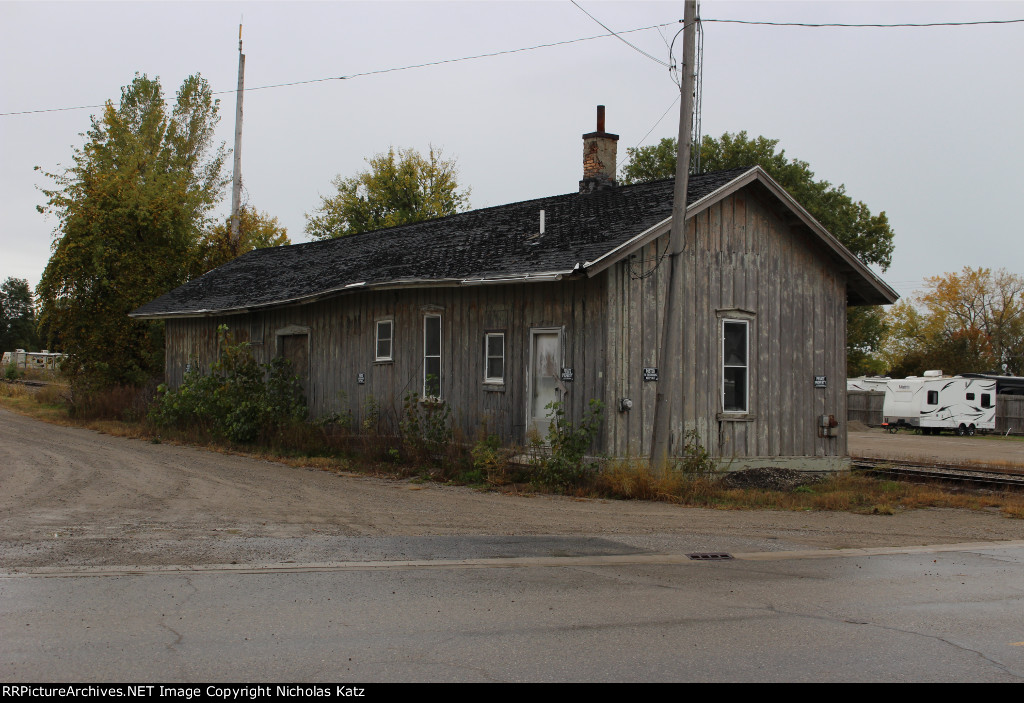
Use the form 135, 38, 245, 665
149, 326, 307, 444
531, 399, 604, 491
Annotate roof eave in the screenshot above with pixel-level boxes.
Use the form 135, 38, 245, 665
128, 269, 578, 320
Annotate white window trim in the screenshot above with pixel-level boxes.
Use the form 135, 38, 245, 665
375, 319, 393, 362
423, 314, 442, 400
484, 332, 505, 384
722, 318, 749, 414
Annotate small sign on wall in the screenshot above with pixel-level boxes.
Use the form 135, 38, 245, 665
643, 367, 658, 382
560, 368, 574, 382
357, 372, 366, 385
814, 375, 827, 389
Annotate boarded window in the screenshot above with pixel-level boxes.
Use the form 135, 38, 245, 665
485, 332, 505, 383
723, 320, 748, 413
424, 315, 441, 398
375, 320, 393, 361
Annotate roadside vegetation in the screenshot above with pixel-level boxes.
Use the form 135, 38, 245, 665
2, 338, 1023, 520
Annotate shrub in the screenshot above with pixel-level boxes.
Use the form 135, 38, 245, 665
4, 362, 20, 381
675, 429, 719, 474
532, 399, 604, 491
470, 433, 517, 485
400, 389, 453, 465
149, 326, 307, 443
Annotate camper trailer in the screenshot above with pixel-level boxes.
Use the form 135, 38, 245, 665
847, 376, 890, 392
881, 371, 997, 435
2, 349, 64, 373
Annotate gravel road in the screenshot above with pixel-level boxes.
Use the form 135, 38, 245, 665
3, 407, 1023, 570
849, 428, 1023, 467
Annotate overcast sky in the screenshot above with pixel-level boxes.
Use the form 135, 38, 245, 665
2, 0, 1022, 303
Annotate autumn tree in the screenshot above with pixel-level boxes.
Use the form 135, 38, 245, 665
306, 146, 470, 240
883, 267, 1024, 376
0, 278, 39, 352
620, 131, 895, 374
192, 206, 291, 275
37, 73, 227, 388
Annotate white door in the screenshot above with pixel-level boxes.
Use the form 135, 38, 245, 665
528, 330, 562, 439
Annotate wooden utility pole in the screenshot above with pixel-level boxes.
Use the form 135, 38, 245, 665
650, 0, 697, 471
229, 23, 245, 247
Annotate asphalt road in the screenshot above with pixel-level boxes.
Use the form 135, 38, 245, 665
4, 543, 1024, 682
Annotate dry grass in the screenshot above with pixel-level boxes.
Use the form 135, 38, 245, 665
589, 457, 1024, 518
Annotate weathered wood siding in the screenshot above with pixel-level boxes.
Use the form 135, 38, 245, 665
605, 191, 850, 466
996, 396, 1024, 435
847, 390, 886, 427
165, 277, 608, 447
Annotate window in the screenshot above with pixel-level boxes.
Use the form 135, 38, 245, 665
981, 393, 993, 408
484, 332, 505, 383
375, 320, 393, 362
722, 320, 748, 413
423, 315, 441, 398
966, 392, 975, 401
927, 390, 938, 405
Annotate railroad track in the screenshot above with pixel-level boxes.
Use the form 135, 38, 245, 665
852, 458, 1024, 490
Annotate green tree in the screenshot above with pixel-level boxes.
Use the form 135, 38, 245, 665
882, 267, 1024, 376
306, 146, 470, 240
620, 131, 896, 373
36, 73, 227, 388
193, 206, 291, 275
0, 278, 39, 352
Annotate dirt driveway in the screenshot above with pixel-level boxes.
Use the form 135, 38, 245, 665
3, 407, 1024, 570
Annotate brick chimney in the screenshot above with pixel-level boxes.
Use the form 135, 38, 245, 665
579, 105, 619, 193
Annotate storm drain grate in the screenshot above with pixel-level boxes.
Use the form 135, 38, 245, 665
686, 552, 734, 561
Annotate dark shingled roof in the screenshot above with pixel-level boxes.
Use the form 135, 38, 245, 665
132, 168, 750, 318
134, 165, 898, 316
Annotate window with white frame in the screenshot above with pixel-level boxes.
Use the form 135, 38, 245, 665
375, 320, 393, 362
484, 332, 505, 384
722, 320, 749, 413
423, 315, 442, 398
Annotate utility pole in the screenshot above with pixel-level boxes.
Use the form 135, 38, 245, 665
650, 0, 697, 472
229, 23, 245, 248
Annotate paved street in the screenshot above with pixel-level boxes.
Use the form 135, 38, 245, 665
4, 541, 1024, 682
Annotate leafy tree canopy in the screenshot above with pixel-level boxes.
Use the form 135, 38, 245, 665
0, 277, 39, 352
306, 146, 470, 240
193, 206, 291, 276
37, 73, 227, 388
621, 131, 894, 272
882, 267, 1024, 376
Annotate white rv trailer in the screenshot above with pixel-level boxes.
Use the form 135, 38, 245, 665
847, 376, 890, 392
881, 371, 997, 435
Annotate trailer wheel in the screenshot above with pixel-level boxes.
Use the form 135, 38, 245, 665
968, 424, 976, 436
887, 425, 898, 434
956, 424, 968, 436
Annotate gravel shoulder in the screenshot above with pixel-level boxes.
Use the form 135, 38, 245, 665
3, 407, 1024, 570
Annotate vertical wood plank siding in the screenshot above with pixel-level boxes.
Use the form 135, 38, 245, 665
164, 190, 851, 465
165, 278, 608, 449
605, 192, 849, 463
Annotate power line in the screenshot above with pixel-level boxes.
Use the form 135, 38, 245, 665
702, 18, 1024, 28
0, 21, 679, 117
6, 14, 1021, 118
569, 1, 670, 67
